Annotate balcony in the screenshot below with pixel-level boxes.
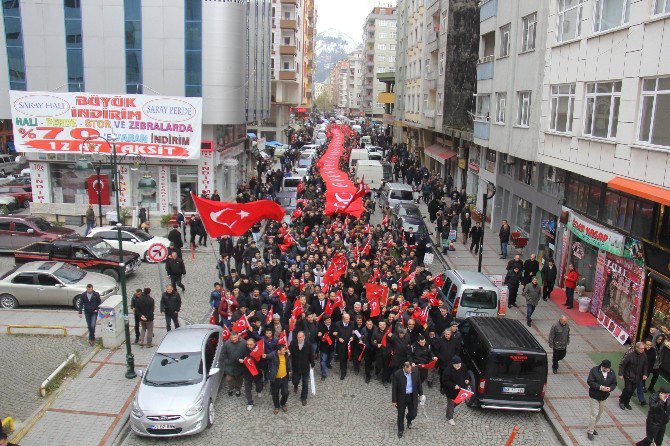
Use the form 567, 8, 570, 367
473, 119, 490, 140
480, 0, 497, 22
477, 56, 494, 81
378, 92, 395, 104
280, 19, 297, 30
279, 45, 297, 55
279, 71, 297, 81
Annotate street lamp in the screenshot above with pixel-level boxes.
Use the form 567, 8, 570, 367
75, 133, 154, 379
478, 181, 497, 273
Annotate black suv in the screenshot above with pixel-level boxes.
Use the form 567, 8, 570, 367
459, 317, 548, 411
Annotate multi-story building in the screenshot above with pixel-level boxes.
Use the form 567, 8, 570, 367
327, 59, 348, 110
362, 6, 397, 118
2, 0, 271, 219
345, 49, 364, 114
300, 0, 316, 110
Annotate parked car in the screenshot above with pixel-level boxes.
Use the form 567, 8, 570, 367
131, 325, 224, 437
348, 148, 369, 169
0, 261, 117, 309
281, 175, 303, 192
459, 317, 548, 411
355, 160, 385, 191
393, 214, 432, 252
86, 226, 171, 262
0, 216, 76, 252
439, 270, 500, 321
391, 203, 423, 223
0, 195, 19, 213
0, 154, 19, 176
14, 236, 141, 281
379, 182, 414, 208
0, 185, 32, 208
275, 190, 298, 223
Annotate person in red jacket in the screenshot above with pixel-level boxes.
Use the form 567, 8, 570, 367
564, 264, 579, 309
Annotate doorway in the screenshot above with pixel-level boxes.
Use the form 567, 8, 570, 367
179, 176, 198, 212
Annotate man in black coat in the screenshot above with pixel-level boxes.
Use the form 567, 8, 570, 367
435, 329, 459, 391
523, 253, 540, 286
541, 259, 558, 301
136, 288, 155, 347
586, 359, 617, 440
78, 284, 102, 345
469, 222, 483, 253
165, 252, 186, 292
442, 355, 470, 425
504, 266, 522, 308
499, 220, 510, 259
334, 313, 355, 379
167, 224, 183, 258
288, 331, 314, 405
391, 362, 423, 438
619, 342, 648, 410
160, 285, 182, 331
637, 387, 670, 446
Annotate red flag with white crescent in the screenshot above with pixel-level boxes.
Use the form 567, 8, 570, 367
249, 340, 264, 361
418, 358, 438, 369
232, 315, 249, 333
380, 326, 392, 347
277, 330, 288, 346
432, 273, 445, 288
221, 324, 231, 341
243, 356, 260, 376
191, 193, 285, 237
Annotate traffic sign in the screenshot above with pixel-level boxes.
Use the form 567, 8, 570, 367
147, 243, 168, 262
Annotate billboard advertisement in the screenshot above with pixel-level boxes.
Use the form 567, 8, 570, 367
9, 91, 202, 159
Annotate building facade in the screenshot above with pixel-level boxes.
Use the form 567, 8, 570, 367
362, 6, 397, 119
4, 0, 271, 220
300, 0, 316, 110
345, 49, 364, 114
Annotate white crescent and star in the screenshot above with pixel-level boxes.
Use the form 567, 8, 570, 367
210, 208, 250, 228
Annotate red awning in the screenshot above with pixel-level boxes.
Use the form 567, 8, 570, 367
608, 177, 670, 206
424, 144, 457, 162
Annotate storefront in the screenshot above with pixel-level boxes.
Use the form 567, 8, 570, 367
465, 146, 480, 205
423, 143, 457, 181
640, 243, 670, 378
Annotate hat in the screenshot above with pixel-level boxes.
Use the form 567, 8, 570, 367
452, 355, 462, 364
261, 304, 268, 311
600, 359, 611, 368
136, 288, 143, 293
451, 321, 459, 326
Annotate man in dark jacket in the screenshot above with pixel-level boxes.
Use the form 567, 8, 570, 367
523, 253, 540, 285
361, 319, 379, 384
523, 277, 542, 327
317, 315, 335, 380
160, 285, 182, 331
389, 328, 411, 377
586, 359, 617, 440
167, 224, 183, 258
436, 329, 459, 391
499, 220, 510, 259
469, 222, 483, 253
637, 387, 670, 446
548, 316, 570, 373
165, 251, 186, 292
504, 266, 522, 308
136, 288, 155, 347
334, 313, 355, 380
221, 332, 247, 396
78, 284, 101, 345
442, 355, 470, 425
391, 362, 423, 438
460, 213, 472, 245
289, 331, 314, 405
619, 342, 648, 410
267, 344, 291, 414
541, 259, 558, 301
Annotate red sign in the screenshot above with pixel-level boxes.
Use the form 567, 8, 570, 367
296, 107, 307, 113
87, 174, 110, 205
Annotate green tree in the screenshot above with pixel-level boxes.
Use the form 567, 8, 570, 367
314, 90, 333, 112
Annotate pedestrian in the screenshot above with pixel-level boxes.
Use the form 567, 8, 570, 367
210, 190, 221, 201
77, 284, 101, 346
391, 361, 423, 438
165, 251, 186, 292
268, 343, 291, 414
317, 315, 335, 380
138, 207, 147, 229
469, 222, 482, 254
441, 355, 470, 426
586, 359, 617, 441
136, 287, 154, 347
548, 315, 570, 374
564, 264, 579, 309
499, 220, 510, 259
541, 259, 557, 301
289, 331, 314, 406
221, 331, 247, 397
176, 210, 186, 242
523, 253, 540, 285
243, 338, 264, 411
167, 224, 183, 258
160, 285, 182, 331
504, 266, 522, 308
84, 205, 95, 236
636, 387, 670, 446
461, 213, 471, 245
619, 342, 648, 411
334, 313, 354, 380
130, 288, 142, 344
523, 277, 542, 327
648, 334, 666, 393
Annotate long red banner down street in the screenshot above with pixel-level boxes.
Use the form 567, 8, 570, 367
316, 125, 365, 218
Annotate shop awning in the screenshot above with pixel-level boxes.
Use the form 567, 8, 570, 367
608, 177, 670, 206
265, 140, 284, 148
424, 144, 457, 163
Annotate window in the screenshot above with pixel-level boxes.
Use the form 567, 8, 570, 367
12, 273, 35, 285
654, 0, 670, 14
500, 24, 511, 57
495, 92, 506, 124
521, 13, 537, 52
517, 160, 536, 185
439, 52, 444, 75
475, 94, 491, 120
603, 189, 656, 238
64, 0, 84, 92
549, 84, 575, 133
377, 44, 386, 51
485, 149, 497, 172
390, 44, 396, 51
638, 77, 670, 147
2, 0, 26, 90
540, 165, 566, 197
517, 91, 531, 127
584, 81, 621, 139
501, 154, 515, 176
557, 0, 584, 42
516, 198, 533, 234
124, 0, 142, 94
565, 173, 606, 219
593, 0, 630, 32
379, 32, 386, 39
38, 274, 60, 286
437, 93, 442, 115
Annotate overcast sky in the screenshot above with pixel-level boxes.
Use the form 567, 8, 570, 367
315, 0, 396, 45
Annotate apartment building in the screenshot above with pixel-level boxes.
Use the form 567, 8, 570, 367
346, 49, 364, 114
362, 6, 397, 118
300, 0, 316, 109
2, 0, 271, 217
330, 59, 349, 109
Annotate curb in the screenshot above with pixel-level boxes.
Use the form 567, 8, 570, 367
541, 406, 571, 446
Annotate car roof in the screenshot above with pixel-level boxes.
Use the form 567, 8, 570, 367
356, 160, 382, 167
14, 260, 63, 274
157, 325, 221, 354
400, 215, 425, 226
395, 202, 420, 210
386, 182, 414, 191
468, 317, 545, 353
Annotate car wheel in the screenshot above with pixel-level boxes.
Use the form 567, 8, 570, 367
73, 295, 82, 311
206, 399, 214, 428
0, 294, 18, 309
465, 370, 479, 408
23, 200, 30, 209
102, 269, 120, 282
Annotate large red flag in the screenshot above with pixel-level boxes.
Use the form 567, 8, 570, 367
250, 340, 264, 361
342, 175, 366, 212
365, 282, 388, 318
191, 193, 285, 237
243, 356, 260, 376
232, 315, 250, 333
324, 252, 348, 285
433, 274, 445, 288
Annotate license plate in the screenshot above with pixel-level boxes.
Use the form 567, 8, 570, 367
466, 311, 489, 317
502, 387, 525, 394
150, 424, 176, 430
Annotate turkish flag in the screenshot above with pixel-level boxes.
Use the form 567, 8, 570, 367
365, 283, 388, 318
191, 193, 285, 237
250, 340, 264, 361
363, 238, 371, 256
418, 358, 438, 369
289, 317, 296, 333
273, 288, 287, 304
433, 274, 445, 288
243, 356, 260, 376
380, 326, 392, 347
221, 325, 231, 341
412, 307, 429, 326
453, 388, 474, 404
232, 315, 249, 333
324, 253, 348, 285
266, 308, 274, 325
382, 215, 389, 227
368, 297, 380, 318
403, 270, 418, 283
358, 344, 366, 362
332, 291, 345, 310
278, 232, 296, 252
277, 330, 288, 346
342, 175, 366, 213
292, 304, 303, 319
87, 174, 110, 205
322, 332, 333, 345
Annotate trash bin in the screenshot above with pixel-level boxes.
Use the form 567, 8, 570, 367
98, 295, 125, 348
578, 296, 591, 313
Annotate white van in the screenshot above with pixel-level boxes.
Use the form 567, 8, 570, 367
349, 148, 369, 169
379, 182, 415, 208
282, 175, 303, 192
352, 125, 362, 134
439, 270, 501, 321
355, 160, 384, 190
359, 136, 372, 147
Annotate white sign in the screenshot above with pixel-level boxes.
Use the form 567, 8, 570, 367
423, 252, 434, 265
9, 91, 203, 159
147, 243, 168, 262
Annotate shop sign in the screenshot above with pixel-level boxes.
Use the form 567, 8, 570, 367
117, 165, 130, 206
158, 166, 169, 213
541, 219, 556, 241
199, 150, 213, 196
623, 237, 644, 265
468, 162, 480, 173
9, 91, 202, 159
567, 212, 624, 256
458, 158, 466, 169
593, 252, 644, 345
29, 162, 48, 203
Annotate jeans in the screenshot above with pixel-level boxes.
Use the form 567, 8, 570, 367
84, 311, 97, 341
292, 370, 310, 401
636, 380, 647, 403
501, 241, 508, 258
588, 399, 605, 434
565, 287, 575, 307
446, 398, 456, 420
526, 304, 536, 322
85, 222, 95, 236
165, 312, 180, 331
133, 312, 141, 341
542, 283, 554, 300
648, 368, 660, 391
470, 240, 480, 253
552, 348, 566, 371
170, 275, 185, 292
225, 374, 242, 393
270, 376, 289, 409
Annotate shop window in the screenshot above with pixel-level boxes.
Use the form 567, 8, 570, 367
565, 173, 605, 218
52, 163, 87, 204
540, 165, 565, 198
485, 149, 496, 173
661, 208, 670, 246
500, 154, 514, 176
603, 189, 657, 239
516, 197, 532, 235
516, 160, 535, 186
587, 182, 602, 219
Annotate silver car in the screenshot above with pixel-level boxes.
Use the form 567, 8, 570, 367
0, 261, 118, 309
131, 325, 224, 437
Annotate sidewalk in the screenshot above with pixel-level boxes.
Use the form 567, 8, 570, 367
428, 214, 648, 446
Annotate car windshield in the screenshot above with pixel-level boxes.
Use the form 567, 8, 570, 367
144, 352, 204, 386
284, 179, 301, 188
401, 207, 422, 218
490, 354, 546, 379
32, 218, 53, 231
461, 289, 498, 310
53, 264, 86, 284
125, 228, 152, 242
390, 190, 414, 200
89, 240, 113, 257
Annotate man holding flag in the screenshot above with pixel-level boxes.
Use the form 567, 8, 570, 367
441, 355, 471, 426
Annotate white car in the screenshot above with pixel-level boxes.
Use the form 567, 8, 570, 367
87, 226, 171, 262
